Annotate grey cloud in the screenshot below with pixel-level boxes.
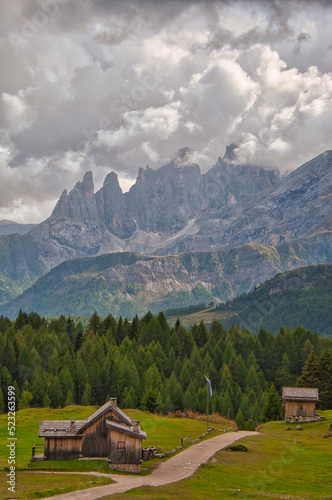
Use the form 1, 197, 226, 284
1, 0, 332, 222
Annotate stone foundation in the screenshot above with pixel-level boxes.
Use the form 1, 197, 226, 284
285, 413, 324, 423
109, 463, 141, 473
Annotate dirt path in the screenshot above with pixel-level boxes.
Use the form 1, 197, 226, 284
40, 431, 259, 500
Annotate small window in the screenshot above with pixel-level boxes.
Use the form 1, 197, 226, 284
117, 441, 125, 451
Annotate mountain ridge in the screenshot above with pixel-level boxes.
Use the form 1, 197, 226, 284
1, 236, 331, 319
0, 147, 331, 307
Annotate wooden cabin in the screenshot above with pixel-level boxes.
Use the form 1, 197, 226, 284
39, 399, 146, 470
282, 387, 321, 423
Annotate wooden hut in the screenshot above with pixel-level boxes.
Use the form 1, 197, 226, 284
39, 398, 146, 471
282, 387, 321, 423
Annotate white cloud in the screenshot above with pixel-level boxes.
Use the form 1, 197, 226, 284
0, 0, 332, 222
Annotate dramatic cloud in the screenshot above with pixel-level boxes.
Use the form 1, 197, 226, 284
0, 0, 332, 222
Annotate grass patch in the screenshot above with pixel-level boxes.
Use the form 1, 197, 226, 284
102, 411, 332, 500
0, 406, 96, 470
125, 410, 232, 453
0, 471, 113, 499
167, 307, 235, 327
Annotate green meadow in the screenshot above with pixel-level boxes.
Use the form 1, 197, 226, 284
104, 410, 332, 500
0, 407, 331, 499
0, 406, 230, 498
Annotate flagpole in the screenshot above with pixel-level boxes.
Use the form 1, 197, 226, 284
206, 376, 209, 430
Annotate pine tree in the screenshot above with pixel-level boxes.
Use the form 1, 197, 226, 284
235, 409, 245, 430
183, 380, 198, 411
141, 387, 158, 413
49, 376, 63, 408
122, 387, 137, 409
0, 383, 4, 413
319, 351, 332, 409
88, 312, 101, 335
65, 390, 74, 407
81, 383, 92, 406
19, 390, 33, 409
261, 383, 282, 422
218, 390, 234, 419
31, 371, 48, 407
297, 351, 320, 388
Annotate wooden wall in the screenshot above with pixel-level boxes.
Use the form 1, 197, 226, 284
285, 401, 316, 419
81, 410, 114, 457
45, 437, 82, 460
108, 429, 142, 465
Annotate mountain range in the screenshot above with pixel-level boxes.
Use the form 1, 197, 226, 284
0, 145, 331, 317
0, 220, 37, 236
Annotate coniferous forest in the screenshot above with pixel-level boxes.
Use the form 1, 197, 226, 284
1, 310, 332, 430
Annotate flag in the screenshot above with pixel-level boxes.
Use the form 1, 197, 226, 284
205, 375, 212, 397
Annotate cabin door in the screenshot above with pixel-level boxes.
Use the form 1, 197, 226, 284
296, 404, 306, 417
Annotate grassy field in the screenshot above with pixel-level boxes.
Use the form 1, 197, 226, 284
0, 406, 233, 498
0, 406, 96, 470
166, 306, 235, 326
0, 471, 113, 499
102, 410, 332, 500
1, 407, 331, 499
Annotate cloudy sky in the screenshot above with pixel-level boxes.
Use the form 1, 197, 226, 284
1, 0, 332, 222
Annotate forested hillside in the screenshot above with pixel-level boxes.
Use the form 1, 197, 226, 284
1, 311, 331, 430
217, 264, 332, 337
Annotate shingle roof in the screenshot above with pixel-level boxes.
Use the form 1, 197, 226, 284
282, 387, 319, 400
78, 399, 133, 433
106, 419, 147, 440
39, 419, 85, 438
39, 399, 135, 438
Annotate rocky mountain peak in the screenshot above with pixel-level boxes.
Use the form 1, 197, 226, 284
80, 171, 94, 199
223, 143, 239, 161
173, 147, 196, 167
103, 171, 120, 188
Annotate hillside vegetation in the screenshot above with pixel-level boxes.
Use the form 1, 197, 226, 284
1, 310, 332, 432
1, 241, 331, 320
166, 264, 332, 337
218, 264, 332, 337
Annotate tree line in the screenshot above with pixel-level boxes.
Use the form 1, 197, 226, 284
0, 310, 331, 430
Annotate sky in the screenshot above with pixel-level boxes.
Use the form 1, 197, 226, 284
0, 0, 332, 223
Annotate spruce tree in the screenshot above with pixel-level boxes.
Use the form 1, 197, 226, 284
141, 387, 158, 413
0, 384, 4, 413
19, 390, 33, 409
319, 351, 332, 409
297, 351, 320, 388
81, 383, 92, 406
235, 409, 245, 430
261, 383, 282, 422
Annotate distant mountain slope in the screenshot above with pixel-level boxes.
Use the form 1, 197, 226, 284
218, 264, 332, 337
0, 147, 331, 306
0, 220, 37, 235
0, 233, 45, 304
1, 238, 331, 319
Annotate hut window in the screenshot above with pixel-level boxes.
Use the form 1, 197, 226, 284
117, 441, 125, 451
